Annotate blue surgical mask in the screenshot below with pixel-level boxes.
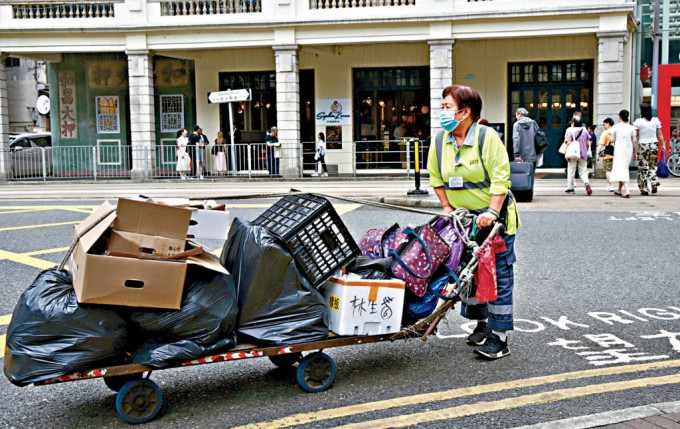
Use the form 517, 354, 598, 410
440, 109, 464, 132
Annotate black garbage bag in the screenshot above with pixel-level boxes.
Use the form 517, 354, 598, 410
220, 217, 328, 346
345, 256, 393, 280
127, 262, 239, 368
4, 269, 128, 387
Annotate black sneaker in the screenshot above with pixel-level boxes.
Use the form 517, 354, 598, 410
565, 189, 575, 195
474, 333, 510, 359
466, 322, 491, 346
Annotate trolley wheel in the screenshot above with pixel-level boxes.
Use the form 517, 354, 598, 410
667, 153, 680, 177
103, 373, 144, 392
269, 352, 302, 368
115, 379, 163, 424
296, 352, 336, 393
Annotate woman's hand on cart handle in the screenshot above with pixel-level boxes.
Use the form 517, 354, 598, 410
442, 205, 454, 215
476, 211, 498, 228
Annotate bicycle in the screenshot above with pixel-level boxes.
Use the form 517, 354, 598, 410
662, 137, 680, 177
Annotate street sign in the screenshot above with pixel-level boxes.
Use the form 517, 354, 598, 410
207, 89, 252, 104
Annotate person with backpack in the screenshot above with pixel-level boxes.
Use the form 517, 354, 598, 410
512, 107, 538, 165
427, 85, 520, 360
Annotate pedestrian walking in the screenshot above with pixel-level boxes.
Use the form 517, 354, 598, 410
596, 118, 616, 192
175, 128, 190, 180
633, 103, 665, 195
609, 109, 637, 198
312, 132, 329, 177
512, 107, 538, 164
563, 116, 592, 195
427, 84, 520, 360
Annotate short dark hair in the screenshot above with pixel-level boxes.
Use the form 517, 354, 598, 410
572, 117, 583, 127
619, 109, 630, 122
603, 118, 615, 126
442, 85, 482, 122
640, 103, 652, 121
193, 125, 200, 131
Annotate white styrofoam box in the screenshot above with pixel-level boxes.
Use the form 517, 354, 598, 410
323, 276, 405, 336
188, 209, 231, 240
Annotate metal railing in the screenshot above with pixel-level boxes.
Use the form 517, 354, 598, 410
3, 140, 427, 181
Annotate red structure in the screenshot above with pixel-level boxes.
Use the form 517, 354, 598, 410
657, 64, 680, 160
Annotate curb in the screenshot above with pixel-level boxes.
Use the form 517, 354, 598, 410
512, 401, 680, 429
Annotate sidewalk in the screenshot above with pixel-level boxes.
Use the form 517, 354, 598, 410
514, 400, 680, 428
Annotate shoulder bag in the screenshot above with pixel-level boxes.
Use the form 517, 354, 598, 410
565, 129, 583, 160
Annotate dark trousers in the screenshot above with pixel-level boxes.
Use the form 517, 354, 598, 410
318, 155, 328, 173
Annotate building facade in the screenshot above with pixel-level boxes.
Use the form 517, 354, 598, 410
0, 0, 637, 180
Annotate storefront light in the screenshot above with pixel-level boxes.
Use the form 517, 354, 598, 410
265, 103, 271, 109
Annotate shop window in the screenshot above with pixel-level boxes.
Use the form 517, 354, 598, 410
511, 65, 521, 83
523, 65, 534, 83
567, 63, 577, 81
95, 96, 120, 134
219, 71, 277, 133
538, 65, 549, 83
580, 62, 589, 81
551, 64, 562, 82
160, 95, 184, 133
396, 69, 407, 87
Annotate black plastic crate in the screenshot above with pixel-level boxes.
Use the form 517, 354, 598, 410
253, 194, 360, 288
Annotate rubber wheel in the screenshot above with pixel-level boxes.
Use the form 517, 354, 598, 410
269, 352, 302, 368
296, 352, 336, 393
667, 153, 680, 177
115, 379, 163, 424
104, 374, 144, 392
514, 189, 533, 202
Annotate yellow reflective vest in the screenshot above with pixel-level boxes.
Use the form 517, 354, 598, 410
427, 124, 521, 235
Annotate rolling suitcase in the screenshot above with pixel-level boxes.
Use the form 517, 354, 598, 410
509, 161, 534, 202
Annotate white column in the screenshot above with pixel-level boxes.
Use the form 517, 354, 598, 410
273, 44, 301, 178
126, 49, 156, 181
428, 39, 455, 140
0, 53, 10, 181
595, 32, 628, 178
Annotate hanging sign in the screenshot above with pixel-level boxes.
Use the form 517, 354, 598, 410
316, 98, 351, 126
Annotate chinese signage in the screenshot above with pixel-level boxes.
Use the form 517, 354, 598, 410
154, 59, 190, 87
87, 61, 128, 88
58, 71, 78, 139
316, 98, 351, 126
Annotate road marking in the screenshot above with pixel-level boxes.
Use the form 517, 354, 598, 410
234, 359, 680, 429
0, 335, 4, 359
0, 221, 80, 232
0, 249, 56, 270
0, 314, 11, 326
334, 204, 362, 216
21, 247, 70, 257
59, 208, 94, 214
334, 373, 680, 429
0, 208, 54, 215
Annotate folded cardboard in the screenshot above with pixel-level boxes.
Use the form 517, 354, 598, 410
71, 199, 227, 309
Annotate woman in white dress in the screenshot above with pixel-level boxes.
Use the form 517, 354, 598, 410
633, 103, 665, 195
176, 128, 190, 180
214, 131, 227, 174
609, 110, 637, 198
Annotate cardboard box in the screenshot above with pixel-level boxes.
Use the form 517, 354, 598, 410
70, 199, 227, 309
323, 276, 405, 336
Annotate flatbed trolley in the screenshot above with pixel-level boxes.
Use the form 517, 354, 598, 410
32, 193, 501, 424
33, 308, 454, 425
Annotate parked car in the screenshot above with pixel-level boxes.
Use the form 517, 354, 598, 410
9, 132, 52, 178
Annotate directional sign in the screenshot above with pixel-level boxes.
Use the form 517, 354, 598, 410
207, 89, 252, 104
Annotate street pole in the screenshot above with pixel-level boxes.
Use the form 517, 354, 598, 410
228, 102, 237, 176
651, 0, 661, 116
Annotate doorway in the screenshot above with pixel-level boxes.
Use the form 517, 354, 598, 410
508, 61, 593, 167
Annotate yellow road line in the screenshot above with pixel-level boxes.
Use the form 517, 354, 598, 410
22, 247, 70, 257
0, 314, 11, 326
234, 359, 680, 429
0, 208, 54, 215
59, 208, 94, 214
0, 206, 97, 209
0, 249, 56, 270
0, 221, 80, 232
0, 335, 5, 359
335, 204, 362, 216
335, 373, 680, 429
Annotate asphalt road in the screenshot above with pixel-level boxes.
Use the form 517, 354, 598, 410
0, 199, 679, 428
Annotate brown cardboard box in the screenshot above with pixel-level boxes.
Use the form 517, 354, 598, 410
70, 199, 227, 309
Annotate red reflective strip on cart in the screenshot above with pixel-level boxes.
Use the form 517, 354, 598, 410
279, 347, 293, 354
